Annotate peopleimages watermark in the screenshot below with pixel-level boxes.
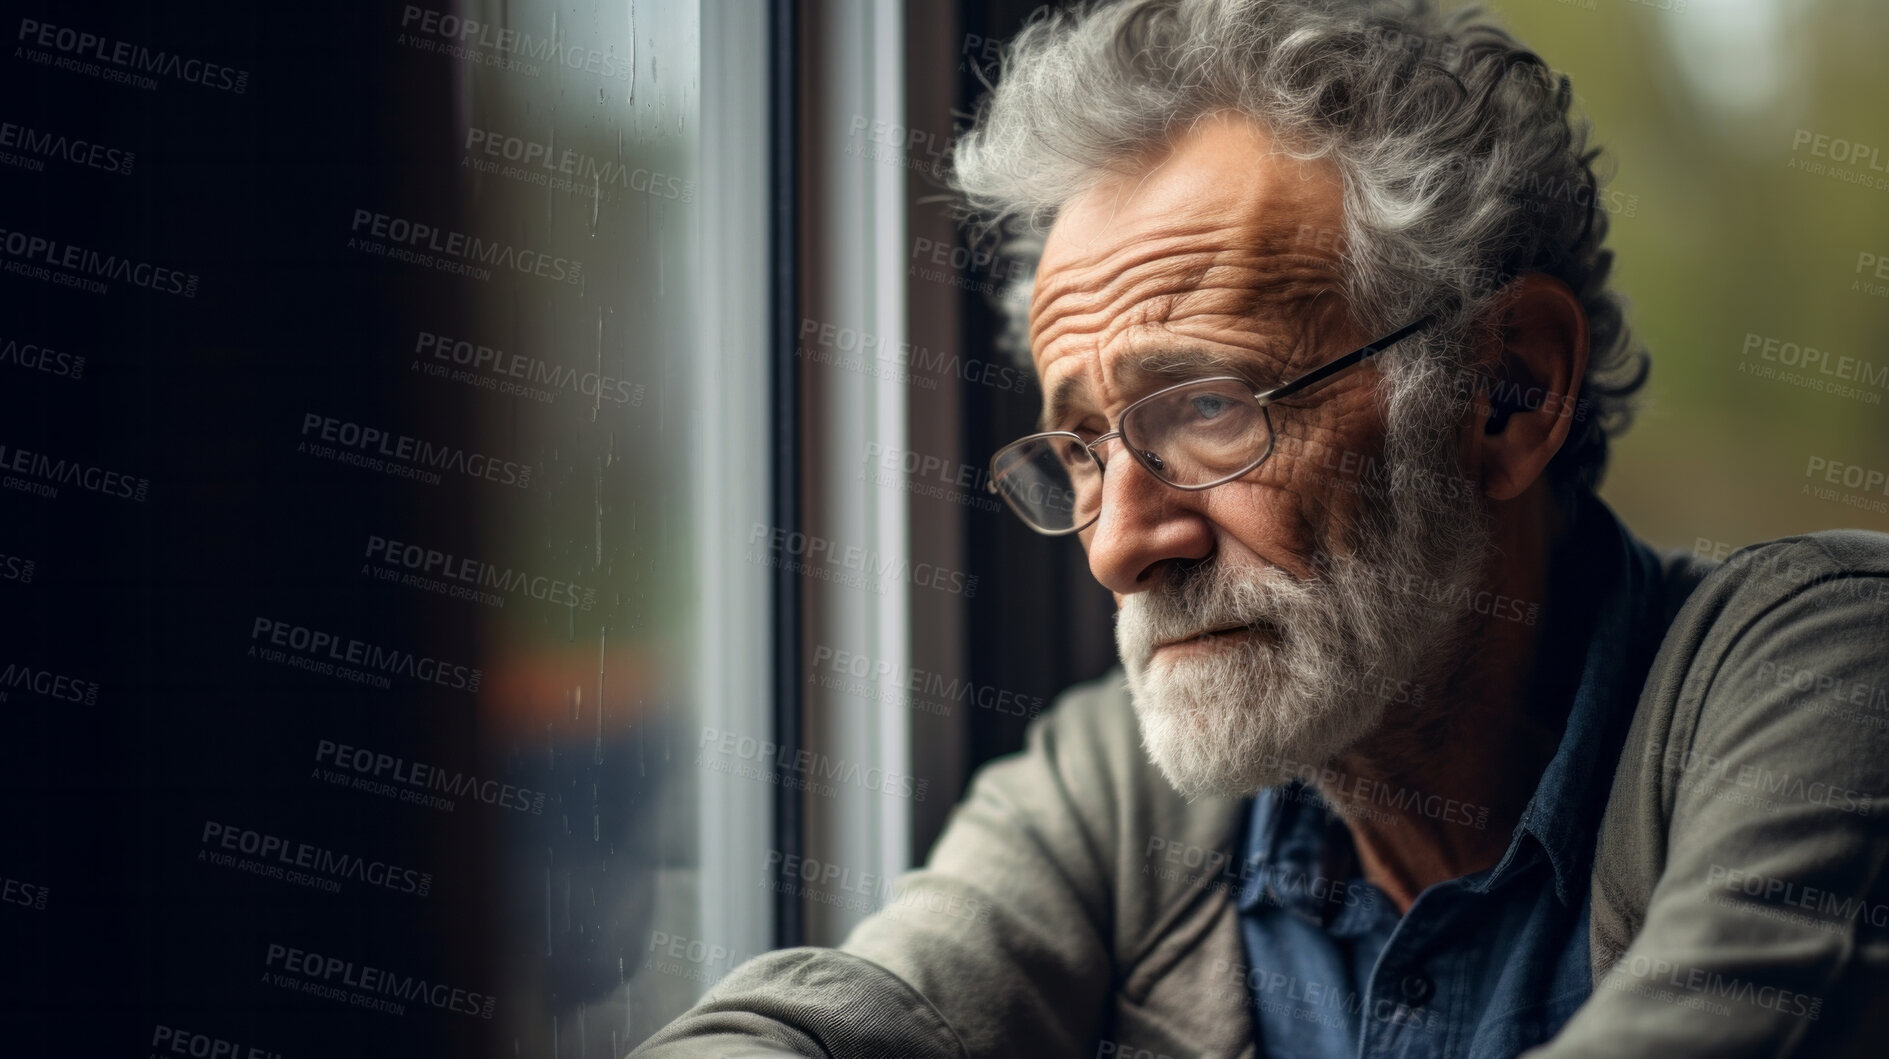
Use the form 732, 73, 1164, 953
1750, 655, 1889, 735
0, 658, 99, 705
348, 208, 582, 286
1296, 439, 1489, 509
463, 127, 692, 204
1598, 951, 1821, 1023
363, 533, 596, 611
1739, 332, 1886, 405
844, 115, 949, 178
1753, 657, 1889, 713
297, 412, 531, 490
1143, 834, 1375, 913
398, 5, 631, 80
0, 225, 198, 297
1706, 863, 1889, 933
314, 738, 548, 815
0, 549, 35, 585
796, 317, 1029, 395
642, 930, 763, 987
745, 522, 979, 598
0, 117, 134, 176
808, 645, 1044, 720
199, 820, 433, 898
1855, 251, 1889, 299
1307, 544, 1539, 627
1261, 756, 1492, 832
14, 18, 249, 94
413, 330, 643, 406
0, 440, 148, 502
1803, 455, 1889, 515
149, 1023, 283, 1059
1789, 129, 1889, 193
1094, 1041, 1178, 1059
1508, 168, 1638, 218
250, 616, 482, 693
910, 235, 1032, 299
263, 942, 495, 1019
857, 442, 1002, 514
957, 29, 1006, 78
697, 726, 929, 802
1646, 739, 1871, 816
2, 872, 48, 911
1363, 21, 1465, 66
0, 333, 83, 380
1210, 957, 1439, 1033
1691, 537, 1889, 610
760, 849, 992, 926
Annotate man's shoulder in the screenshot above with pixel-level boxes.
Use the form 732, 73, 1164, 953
1635, 526, 1889, 731
1668, 528, 1889, 620
1592, 526, 1889, 983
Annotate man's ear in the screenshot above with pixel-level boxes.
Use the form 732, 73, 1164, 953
1475, 273, 1588, 502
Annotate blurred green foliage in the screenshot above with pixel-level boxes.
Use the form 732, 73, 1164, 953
1482, 0, 1889, 548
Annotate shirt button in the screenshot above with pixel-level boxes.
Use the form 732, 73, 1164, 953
1399, 973, 1435, 1006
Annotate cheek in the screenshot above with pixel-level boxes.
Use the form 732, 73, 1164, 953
1272, 397, 1390, 513
1208, 416, 1388, 572
1197, 479, 1327, 579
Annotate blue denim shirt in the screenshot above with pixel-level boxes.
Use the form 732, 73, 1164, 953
1238, 493, 1669, 1058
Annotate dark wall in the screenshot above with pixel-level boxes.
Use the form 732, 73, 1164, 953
1, 3, 677, 1055
948, 0, 1121, 787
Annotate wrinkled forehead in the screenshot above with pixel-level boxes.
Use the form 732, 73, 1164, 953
1027, 113, 1351, 381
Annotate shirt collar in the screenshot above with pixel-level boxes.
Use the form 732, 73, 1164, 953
1238, 490, 1668, 910
1236, 780, 1385, 932
1509, 489, 1668, 903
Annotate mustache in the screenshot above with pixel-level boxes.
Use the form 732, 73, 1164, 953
1118, 559, 1308, 651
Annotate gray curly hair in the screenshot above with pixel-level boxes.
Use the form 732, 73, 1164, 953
950, 0, 1648, 497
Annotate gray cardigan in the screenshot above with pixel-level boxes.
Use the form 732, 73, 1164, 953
634, 529, 1889, 1058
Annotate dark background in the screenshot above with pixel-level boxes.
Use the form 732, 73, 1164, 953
2, 3, 660, 1055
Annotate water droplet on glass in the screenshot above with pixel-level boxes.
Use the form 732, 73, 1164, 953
593, 311, 605, 422
626, 2, 636, 103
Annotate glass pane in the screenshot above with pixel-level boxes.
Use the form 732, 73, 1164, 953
0, 1, 767, 1057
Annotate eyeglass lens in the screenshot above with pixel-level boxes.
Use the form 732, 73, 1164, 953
992, 378, 1271, 532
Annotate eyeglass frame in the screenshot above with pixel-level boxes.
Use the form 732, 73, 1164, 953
985, 314, 1436, 536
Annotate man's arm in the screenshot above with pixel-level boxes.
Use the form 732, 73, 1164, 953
1532, 533, 1889, 1057
631, 676, 1130, 1059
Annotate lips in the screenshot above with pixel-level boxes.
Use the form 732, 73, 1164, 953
1154, 625, 1253, 651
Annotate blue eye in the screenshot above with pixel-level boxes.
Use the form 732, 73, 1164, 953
1190, 394, 1232, 419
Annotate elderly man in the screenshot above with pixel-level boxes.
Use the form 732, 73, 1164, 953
637, 0, 1889, 1056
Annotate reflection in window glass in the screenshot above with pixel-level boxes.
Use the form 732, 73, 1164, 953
446, 2, 769, 1054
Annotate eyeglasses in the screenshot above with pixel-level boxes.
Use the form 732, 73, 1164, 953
986, 316, 1434, 535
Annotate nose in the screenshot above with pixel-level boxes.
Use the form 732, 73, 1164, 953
1081, 440, 1215, 596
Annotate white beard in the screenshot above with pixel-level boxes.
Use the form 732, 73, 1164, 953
1115, 462, 1492, 801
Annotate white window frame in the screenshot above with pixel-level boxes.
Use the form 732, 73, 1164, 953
692, 0, 777, 976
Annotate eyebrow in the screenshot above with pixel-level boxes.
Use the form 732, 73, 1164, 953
1038, 347, 1276, 433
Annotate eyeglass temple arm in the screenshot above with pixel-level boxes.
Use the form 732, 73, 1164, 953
1258, 315, 1434, 404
